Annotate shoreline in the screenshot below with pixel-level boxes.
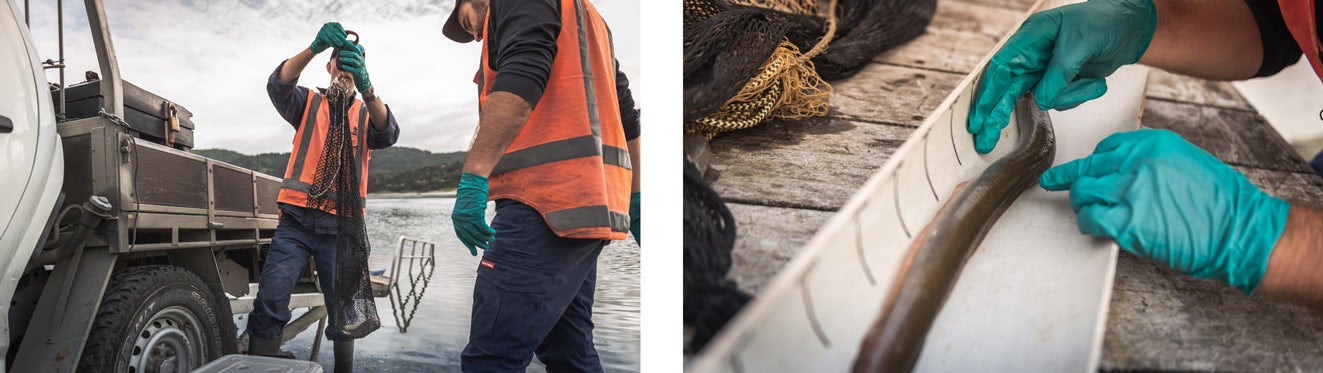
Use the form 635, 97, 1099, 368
369, 190, 457, 199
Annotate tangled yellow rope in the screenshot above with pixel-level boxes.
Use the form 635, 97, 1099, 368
687, 0, 839, 139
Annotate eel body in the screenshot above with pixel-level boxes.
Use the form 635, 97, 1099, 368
851, 95, 1056, 372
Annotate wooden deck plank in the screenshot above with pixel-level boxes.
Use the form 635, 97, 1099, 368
873, 0, 1024, 74
827, 63, 964, 126
1142, 98, 1313, 174
1145, 69, 1254, 111
960, 0, 1039, 12
704, 116, 913, 211
1103, 249, 1323, 371
726, 203, 835, 295
1237, 166, 1323, 207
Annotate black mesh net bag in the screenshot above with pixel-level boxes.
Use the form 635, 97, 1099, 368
307, 83, 380, 339
683, 157, 749, 352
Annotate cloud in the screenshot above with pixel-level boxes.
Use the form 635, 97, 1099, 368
19, 0, 639, 154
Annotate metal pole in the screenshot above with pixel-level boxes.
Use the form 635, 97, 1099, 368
23, 0, 28, 26
83, 0, 121, 118
58, 0, 66, 118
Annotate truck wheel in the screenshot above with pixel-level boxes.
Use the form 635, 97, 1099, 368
79, 265, 225, 372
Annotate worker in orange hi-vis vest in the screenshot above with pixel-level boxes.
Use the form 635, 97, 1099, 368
248, 22, 400, 372
969, 0, 1323, 312
442, 0, 641, 371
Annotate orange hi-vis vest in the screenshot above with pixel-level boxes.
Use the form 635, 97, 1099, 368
477, 0, 632, 240
277, 87, 373, 215
1281, 0, 1323, 83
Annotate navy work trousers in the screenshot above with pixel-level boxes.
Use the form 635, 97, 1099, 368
247, 205, 351, 342
461, 200, 609, 372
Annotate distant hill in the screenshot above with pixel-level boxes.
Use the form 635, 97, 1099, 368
194, 147, 466, 193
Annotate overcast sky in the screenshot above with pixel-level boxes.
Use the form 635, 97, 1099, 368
17, 0, 640, 155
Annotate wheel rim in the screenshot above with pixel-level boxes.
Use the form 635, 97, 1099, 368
129, 306, 206, 373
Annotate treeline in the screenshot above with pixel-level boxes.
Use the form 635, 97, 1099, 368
195, 147, 466, 193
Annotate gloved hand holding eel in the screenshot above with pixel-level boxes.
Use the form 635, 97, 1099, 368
968, 0, 1157, 154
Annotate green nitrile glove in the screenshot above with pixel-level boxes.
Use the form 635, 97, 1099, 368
1041, 129, 1288, 294
629, 192, 641, 244
452, 173, 495, 256
337, 48, 372, 92
969, 0, 1157, 154
310, 22, 351, 54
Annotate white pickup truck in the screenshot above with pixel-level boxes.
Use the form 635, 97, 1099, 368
1, 1, 328, 371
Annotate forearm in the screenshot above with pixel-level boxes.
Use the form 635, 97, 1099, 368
1257, 204, 1323, 310
1139, 0, 1262, 80
363, 88, 389, 132
628, 138, 640, 192
463, 91, 532, 177
279, 48, 318, 84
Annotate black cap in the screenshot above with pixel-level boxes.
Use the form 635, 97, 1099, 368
443, 0, 475, 43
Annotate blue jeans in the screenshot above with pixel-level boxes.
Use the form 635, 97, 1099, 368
247, 205, 351, 342
461, 200, 608, 373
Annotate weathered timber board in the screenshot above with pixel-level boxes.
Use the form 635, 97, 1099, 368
873, 0, 1025, 74
959, 0, 1040, 12
1142, 98, 1313, 174
726, 203, 835, 295
1145, 69, 1254, 111
827, 63, 964, 126
1103, 250, 1323, 372
704, 116, 913, 211
1237, 166, 1323, 207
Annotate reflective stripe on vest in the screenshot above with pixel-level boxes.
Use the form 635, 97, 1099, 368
545, 205, 631, 233
281, 179, 367, 205
491, 135, 631, 174
477, 0, 632, 239
1280, 0, 1323, 83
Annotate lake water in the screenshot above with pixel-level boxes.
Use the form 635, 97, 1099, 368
237, 196, 640, 372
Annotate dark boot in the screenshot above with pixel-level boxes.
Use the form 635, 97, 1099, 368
333, 341, 354, 373
249, 336, 296, 359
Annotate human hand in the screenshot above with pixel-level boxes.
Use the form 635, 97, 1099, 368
337, 47, 372, 92
1041, 129, 1288, 293
452, 173, 495, 256
310, 22, 352, 54
969, 0, 1157, 153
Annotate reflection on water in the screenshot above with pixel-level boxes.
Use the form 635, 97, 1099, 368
253, 197, 640, 372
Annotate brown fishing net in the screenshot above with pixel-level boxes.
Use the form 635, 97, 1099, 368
683, 0, 936, 136
307, 83, 380, 339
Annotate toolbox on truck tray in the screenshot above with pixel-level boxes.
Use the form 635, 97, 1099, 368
57, 79, 197, 150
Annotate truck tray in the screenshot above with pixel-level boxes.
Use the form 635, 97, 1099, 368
58, 115, 279, 253
58, 79, 196, 150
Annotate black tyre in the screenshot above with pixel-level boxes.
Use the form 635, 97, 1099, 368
79, 265, 225, 373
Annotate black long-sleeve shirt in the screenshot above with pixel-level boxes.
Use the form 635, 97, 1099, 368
485, 0, 641, 140
1245, 0, 1319, 77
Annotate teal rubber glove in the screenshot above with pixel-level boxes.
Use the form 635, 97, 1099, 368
337, 48, 372, 92
969, 0, 1157, 154
310, 22, 351, 54
452, 173, 495, 256
1041, 129, 1288, 293
629, 192, 641, 244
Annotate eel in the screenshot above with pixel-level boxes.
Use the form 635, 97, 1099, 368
851, 94, 1056, 372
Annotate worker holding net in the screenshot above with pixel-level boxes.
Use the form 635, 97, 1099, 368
247, 22, 400, 372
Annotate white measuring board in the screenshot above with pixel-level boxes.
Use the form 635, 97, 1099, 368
913, 63, 1145, 372
686, 0, 1147, 371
